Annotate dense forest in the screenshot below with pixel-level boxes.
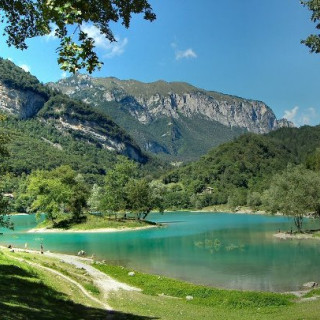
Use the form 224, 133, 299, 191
161, 126, 320, 213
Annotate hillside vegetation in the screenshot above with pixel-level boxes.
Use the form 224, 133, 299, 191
0, 58, 148, 164
161, 125, 320, 211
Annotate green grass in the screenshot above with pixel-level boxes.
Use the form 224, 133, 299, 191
35, 214, 156, 231
0, 250, 107, 319
303, 288, 320, 298
95, 263, 320, 320
0, 249, 162, 319
70, 215, 155, 231
108, 290, 320, 320
2, 249, 320, 320
83, 283, 100, 296
94, 264, 294, 309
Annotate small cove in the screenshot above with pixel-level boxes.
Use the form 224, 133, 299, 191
1, 212, 319, 292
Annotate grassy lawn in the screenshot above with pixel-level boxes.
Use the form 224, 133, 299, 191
0, 250, 157, 320
35, 214, 157, 231
0, 251, 107, 319
94, 264, 294, 308
95, 263, 320, 320
2, 248, 320, 320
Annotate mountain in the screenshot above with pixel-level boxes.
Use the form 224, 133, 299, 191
0, 58, 148, 167
50, 74, 294, 161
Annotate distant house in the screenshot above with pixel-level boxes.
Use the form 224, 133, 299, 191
3, 193, 14, 199
202, 187, 214, 194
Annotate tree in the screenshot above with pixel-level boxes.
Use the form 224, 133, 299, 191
0, 0, 156, 73
306, 148, 320, 171
125, 178, 152, 219
0, 115, 13, 229
88, 184, 103, 212
263, 165, 320, 232
149, 180, 166, 213
26, 165, 89, 222
301, 0, 320, 53
101, 156, 138, 218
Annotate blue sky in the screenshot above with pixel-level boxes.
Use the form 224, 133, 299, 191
0, 0, 319, 126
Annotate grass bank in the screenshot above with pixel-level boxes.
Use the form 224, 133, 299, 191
0, 250, 107, 319
2, 248, 320, 319
31, 214, 158, 232
94, 264, 293, 308
95, 263, 320, 320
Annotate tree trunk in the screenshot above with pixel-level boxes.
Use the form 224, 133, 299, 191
294, 215, 303, 233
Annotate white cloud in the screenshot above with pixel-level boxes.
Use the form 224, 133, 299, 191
171, 42, 197, 60
283, 106, 299, 122
81, 24, 128, 58
45, 30, 58, 41
175, 48, 197, 60
44, 25, 59, 41
283, 106, 320, 126
19, 64, 31, 73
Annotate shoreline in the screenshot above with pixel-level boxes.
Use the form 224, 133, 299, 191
0, 245, 313, 296
27, 224, 158, 234
274, 232, 320, 240
188, 206, 273, 216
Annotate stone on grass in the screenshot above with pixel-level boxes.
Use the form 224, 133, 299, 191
186, 295, 193, 301
77, 250, 86, 256
128, 271, 135, 276
303, 282, 318, 288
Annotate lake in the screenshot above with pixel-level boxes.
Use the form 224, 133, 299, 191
1, 212, 319, 292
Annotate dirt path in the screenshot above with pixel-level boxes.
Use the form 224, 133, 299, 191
4, 247, 140, 311
46, 251, 140, 295
11, 254, 112, 310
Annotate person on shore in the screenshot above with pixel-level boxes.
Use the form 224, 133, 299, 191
40, 243, 44, 254
25, 243, 28, 252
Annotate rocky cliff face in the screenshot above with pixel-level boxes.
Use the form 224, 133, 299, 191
52, 75, 294, 134
0, 81, 46, 119
50, 75, 293, 161
39, 103, 147, 163
0, 58, 148, 164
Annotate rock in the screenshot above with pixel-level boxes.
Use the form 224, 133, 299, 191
9, 249, 14, 253
128, 271, 135, 277
186, 295, 193, 301
0, 82, 46, 119
77, 250, 86, 256
303, 282, 318, 288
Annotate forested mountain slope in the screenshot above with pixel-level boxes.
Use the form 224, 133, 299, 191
161, 125, 320, 208
0, 58, 149, 169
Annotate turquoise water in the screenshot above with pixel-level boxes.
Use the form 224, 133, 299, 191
1, 212, 320, 292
